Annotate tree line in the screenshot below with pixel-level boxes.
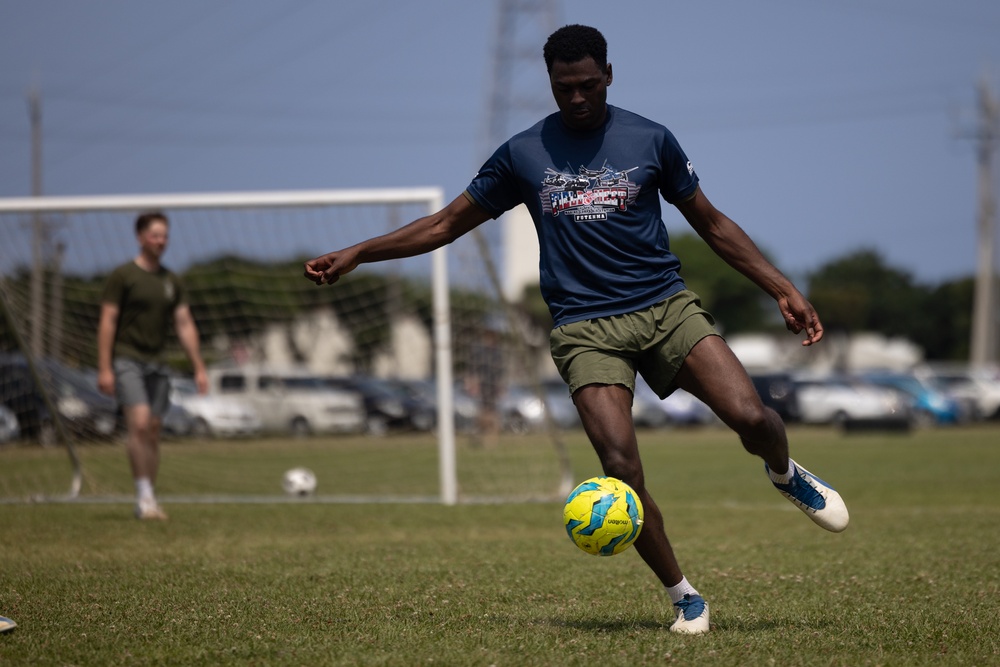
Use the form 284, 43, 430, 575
0, 241, 978, 367
670, 235, 974, 360
519, 234, 974, 361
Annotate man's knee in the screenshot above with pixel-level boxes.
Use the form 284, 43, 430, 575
125, 405, 154, 439
718, 394, 780, 438
734, 397, 770, 430
734, 406, 787, 455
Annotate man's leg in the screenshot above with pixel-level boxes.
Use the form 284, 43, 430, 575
673, 336, 789, 471
124, 403, 157, 482
573, 383, 684, 586
123, 403, 166, 520
675, 336, 849, 532
572, 383, 709, 634
148, 415, 163, 494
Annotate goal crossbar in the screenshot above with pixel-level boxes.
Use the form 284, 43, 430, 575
0, 188, 446, 214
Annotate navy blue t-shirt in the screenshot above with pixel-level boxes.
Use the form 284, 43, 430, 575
464, 105, 699, 327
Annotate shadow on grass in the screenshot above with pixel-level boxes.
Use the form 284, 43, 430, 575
546, 618, 666, 632
547, 615, 839, 634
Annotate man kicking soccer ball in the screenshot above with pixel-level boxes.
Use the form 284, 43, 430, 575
304, 24, 848, 635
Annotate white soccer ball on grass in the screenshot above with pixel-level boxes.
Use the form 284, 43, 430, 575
282, 467, 317, 497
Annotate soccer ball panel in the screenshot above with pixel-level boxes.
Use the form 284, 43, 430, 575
563, 476, 644, 556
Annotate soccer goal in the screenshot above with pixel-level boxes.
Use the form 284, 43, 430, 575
0, 188, 573, 506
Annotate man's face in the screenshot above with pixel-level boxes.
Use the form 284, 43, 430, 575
138, 220, 169, 259
549, 56, 612, 131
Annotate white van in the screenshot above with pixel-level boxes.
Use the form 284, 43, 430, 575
208, 365, 365, 436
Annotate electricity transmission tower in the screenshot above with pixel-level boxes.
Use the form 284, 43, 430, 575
472, 0, 574, 497
478, 0, 561, 303
480, 0, 561, 160
970, 76, 999, 366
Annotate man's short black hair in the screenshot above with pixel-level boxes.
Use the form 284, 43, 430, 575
543, 24, 608, 73
135, 211, 168, 234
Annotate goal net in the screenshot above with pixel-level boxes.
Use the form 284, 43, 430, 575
0, 189, 573, 506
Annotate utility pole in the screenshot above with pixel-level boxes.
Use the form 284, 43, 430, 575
970, 76, 999, 366
28, 84, 46, 360
50, 242, 65, 361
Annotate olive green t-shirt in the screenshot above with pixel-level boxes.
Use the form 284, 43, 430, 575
101, 261, 186, 363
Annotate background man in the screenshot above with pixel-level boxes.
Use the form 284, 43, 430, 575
98, 212, 208, 520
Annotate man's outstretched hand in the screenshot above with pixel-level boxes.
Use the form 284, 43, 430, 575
304, 248, 359, 286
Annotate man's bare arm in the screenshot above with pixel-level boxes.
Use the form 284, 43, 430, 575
305, 194, 491, 286
96, 303, 119, 396
675, 187, 824, 345
174, 305, 208, 394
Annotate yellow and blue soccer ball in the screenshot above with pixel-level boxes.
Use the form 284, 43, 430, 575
563, 476, 644, 556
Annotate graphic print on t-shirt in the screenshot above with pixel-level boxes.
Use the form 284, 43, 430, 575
540, 161, 640, 222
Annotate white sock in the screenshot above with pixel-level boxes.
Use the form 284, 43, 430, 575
135, 477, 155, 504
768, 458, 796, 485
666, 577, 699, 604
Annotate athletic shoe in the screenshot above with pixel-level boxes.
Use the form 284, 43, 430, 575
0, 616, 16, 633
135, 501, 169, 521
766, 460, 849, 532
670, 594, 710, 635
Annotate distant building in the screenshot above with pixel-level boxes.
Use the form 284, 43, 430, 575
502, 205, 539, 303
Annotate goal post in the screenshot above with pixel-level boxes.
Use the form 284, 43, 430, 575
0, 188, 570, 505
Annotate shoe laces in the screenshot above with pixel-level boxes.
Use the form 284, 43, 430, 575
779, 469, 826, 511
674, 594, 705, 621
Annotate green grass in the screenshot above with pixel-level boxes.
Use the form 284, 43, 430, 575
1, 426, 999, 666
1, 431, 573, 501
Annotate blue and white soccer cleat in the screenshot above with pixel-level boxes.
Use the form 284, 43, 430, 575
767, 460, 849, 532
670, 594, 710, 635
0, 616, 16, 633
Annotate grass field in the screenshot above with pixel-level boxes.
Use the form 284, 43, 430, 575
1, 425, 999, 666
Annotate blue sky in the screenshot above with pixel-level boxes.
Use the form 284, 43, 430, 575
2, 0, 999, 286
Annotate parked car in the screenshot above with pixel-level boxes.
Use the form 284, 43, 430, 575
500, 380, 580, 434
169, 377, 261, 438
209, 365, 365, 436
401, 378, 481, 433
749, 372, 800, 423
631, 381, 670, 428
324, 376, 436, 435
0, 354, 120, 444
633, 376, 717, 427
793, 376, 912, 431
915, 366, 1000, 421
0, 404, 20, 444
160, 400, 195, 438
3, 367, 50, 438
858, 371, 961, 426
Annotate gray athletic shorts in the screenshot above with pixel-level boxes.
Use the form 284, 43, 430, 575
113, 357, 171, 418
549, 289, 721, 398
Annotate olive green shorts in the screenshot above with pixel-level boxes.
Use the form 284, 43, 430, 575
549, 290, 720, 399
